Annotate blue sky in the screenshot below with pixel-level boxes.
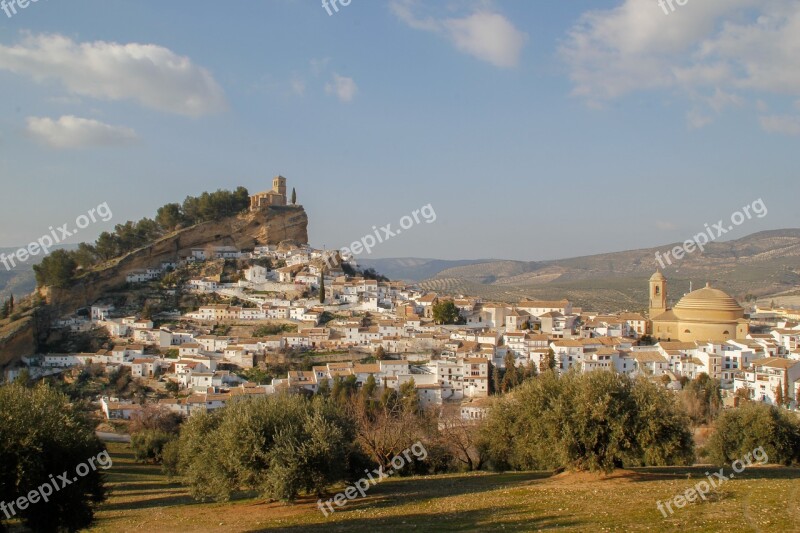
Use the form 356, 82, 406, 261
0, 0, 798, 261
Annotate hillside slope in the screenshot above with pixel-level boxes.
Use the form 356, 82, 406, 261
416, 229, 800, 310
0, 206, 308, 364
45, 205, 308, 313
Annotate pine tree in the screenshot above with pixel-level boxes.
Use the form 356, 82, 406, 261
492, 364, 502, 395
319, 272, 326, 303
8, 294, 13, 313
291, 187, 296, 205
502, 353, 520, 393
524, 360, 538, 380
784, 377, 791, 407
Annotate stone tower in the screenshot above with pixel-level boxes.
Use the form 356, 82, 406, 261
273, 176, 287, 197
649, 271, 667, 318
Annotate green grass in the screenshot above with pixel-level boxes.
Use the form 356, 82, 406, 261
89, 442, 800, 532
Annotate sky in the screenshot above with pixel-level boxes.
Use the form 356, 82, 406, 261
0, 0, 798, 262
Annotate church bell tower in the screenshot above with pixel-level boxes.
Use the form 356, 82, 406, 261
649, 271, 667, 318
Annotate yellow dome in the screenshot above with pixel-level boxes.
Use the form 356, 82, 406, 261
673, 283, 744, 322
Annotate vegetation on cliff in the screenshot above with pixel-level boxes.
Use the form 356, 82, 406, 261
34, 187, 251, 289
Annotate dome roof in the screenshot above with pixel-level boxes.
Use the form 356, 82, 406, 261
650, 271, 666, 281
673, 283, 744, 321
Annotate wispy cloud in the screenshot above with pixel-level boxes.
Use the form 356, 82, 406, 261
390, 1, 527, 68
325, 73, 358, 102
0, 33, 227, 116
561, 0, 800, 133
26, 115, 139, 149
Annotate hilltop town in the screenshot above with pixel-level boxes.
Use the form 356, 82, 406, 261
3, 177, 798, 422
4, 5, 800, 531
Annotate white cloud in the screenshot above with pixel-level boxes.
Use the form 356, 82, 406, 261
26, 115, 139, 149
561, 0, 800, 132
325, 74, 358, 102
391, 1, 527, 68
0, 33, 226, 116
759, 114, 800, 135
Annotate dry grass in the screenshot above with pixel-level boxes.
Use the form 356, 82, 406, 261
89, 442, 800, 532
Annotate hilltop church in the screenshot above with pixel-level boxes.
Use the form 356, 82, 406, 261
250, 176, 289, 210
648, 271, 749, 342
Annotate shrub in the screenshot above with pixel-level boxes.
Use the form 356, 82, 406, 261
705, 402, 800, 466
173, 395, 360, 502
0, 383, 107, 531
480, 371, 694, 473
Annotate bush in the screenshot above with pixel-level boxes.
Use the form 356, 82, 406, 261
0, 383, 107, 531
173, 395, 361, 502
480, 371, 694, 473
131, 430, 175, 463
704, 402, 800, 466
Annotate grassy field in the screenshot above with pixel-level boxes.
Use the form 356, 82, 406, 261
89, 442, 800, 532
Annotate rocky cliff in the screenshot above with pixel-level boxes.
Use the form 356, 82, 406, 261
0, 316, 37, 367
0, 206, 308, 367
46, 205, 308, 313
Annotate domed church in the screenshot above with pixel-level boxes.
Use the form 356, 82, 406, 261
648, 271, 749, 342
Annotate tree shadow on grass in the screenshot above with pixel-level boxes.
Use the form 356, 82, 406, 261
98, 493, 199, 512
249, 507, 582, 532
336, 472, 550, 511
627, 465, 800, 483
108, 481, 185, 493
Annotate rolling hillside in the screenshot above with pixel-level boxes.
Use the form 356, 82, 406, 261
401, 229, 800, 311
356, 257, 492, 282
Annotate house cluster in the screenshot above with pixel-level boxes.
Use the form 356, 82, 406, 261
125, 261, 177, 284
274, 357, 489, 405
24, 242, 800, 420
100, 356, 490, 419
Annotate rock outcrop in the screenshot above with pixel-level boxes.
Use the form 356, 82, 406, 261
0, 206, 308, 368
46, 205, 308, 315
0, 316, 37, 366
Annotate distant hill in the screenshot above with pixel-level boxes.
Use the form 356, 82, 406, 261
355, 258, 492, 282
377, 230, 800, 311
